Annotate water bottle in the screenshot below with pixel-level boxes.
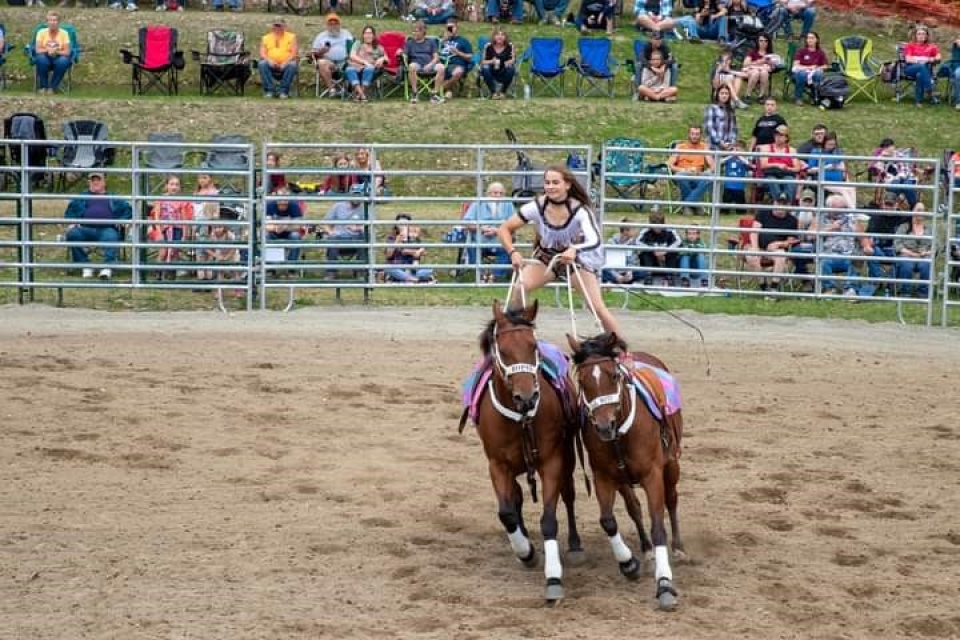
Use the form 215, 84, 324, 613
523, 83, 531, 101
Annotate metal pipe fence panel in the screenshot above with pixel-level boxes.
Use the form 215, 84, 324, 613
943, 159, 959, 326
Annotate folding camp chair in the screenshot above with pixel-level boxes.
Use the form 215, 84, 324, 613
56, 120, 115, 191
594, 137, 670, 211
312, 39, 353, 98
881, 42, 937, 104
520, 37, 566, 97
833, 35, 880, 104
0, 24, 12, 90
1, 112, 53, 191
569, 37, 618, 98
626, 39, 680, 97
25, 22, 81, 93
201, 134, 251, 192
192, 29, 251, 96
120, 25, 185, 96
138, 132, 189, 202
403, 35, 442, 102
376, 30, 407, 99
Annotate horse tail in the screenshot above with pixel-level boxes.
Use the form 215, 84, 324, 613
457, 406, 470, 434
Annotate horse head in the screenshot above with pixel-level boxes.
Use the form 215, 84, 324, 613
568, 332, 629, 442
485, 299, 541, 415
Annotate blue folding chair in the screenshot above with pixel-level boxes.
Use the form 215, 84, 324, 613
25, 22, 82, 93
0, 24, 11, 90
520, 37, 566, 97
570, 37, 618, 98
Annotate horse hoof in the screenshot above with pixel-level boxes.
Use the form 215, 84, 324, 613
672, 548, 690, 563
565, 549, 587, 567
519, 546, 538, 569
544, 578, 564, 604
619, 556, 642, 580
656, 577, 679, 611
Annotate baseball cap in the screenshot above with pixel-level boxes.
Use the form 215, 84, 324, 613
775, 192, 790, 202
882, 190, 898, 204
800, 188, 815, 201
326, 12, 340, 22
88, 171, 105, 179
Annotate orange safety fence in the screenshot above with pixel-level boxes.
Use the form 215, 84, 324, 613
819, 0, 960, 28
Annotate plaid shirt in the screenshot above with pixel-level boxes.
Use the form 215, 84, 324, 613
635, 0, 672, 18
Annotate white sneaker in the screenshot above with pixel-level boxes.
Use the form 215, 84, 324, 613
108, 1, 121, 6
82, 268, 94, 279
99, 268, 112, 280
126, 2, 138, 9
156, 4, 166, 9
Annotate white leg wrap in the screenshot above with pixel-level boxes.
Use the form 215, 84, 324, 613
543, 539, 562, 580
508, 528, 531, 558
654, 545, 672, 581
608, 533, 633, 563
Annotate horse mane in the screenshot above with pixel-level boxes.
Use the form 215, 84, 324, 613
479, 309, 536, 354
570, 332, 628, 365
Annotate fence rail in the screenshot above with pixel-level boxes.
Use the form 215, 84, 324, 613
0, 139, 957, 324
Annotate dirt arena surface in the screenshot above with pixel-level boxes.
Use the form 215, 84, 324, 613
1, 305, 959, 640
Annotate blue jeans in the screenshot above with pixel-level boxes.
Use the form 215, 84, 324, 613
345, 66, 375, 88
764, 174, 797, 203
679, 253, 706, 282
782, 7, 815, 38
698, 17, 728, 42
819, 256, 854, 291
486, 0, 524, 20
952, 66, 960, 105
325, 234, 366, 263
480, 65, 516, 93
673, 16, 700, 39
575, 3, 615, 30
904, 63, 934, 103
533, 0, 569, 19
212, 0, 240, 6
258, 60, 297, 95
886, 177, 918, 208
860, 244, 896, 295
673, 172, 710, 204
789, 244, 813, 276
386, 267, 434, 282
35, 54, 72, 91
896, 260, 930, 296
793, 69, 822, 100
269, 229, 301, 262
413, 6, 456, 23
66, 225, 121, 264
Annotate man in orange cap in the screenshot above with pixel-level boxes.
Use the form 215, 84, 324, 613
311, 12, 353, 98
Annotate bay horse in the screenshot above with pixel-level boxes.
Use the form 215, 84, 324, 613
460, 300, 583, 604
567, 331, 685, 611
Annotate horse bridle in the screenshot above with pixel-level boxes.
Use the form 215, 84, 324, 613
577, 356, 637, 437
489, 323, 542, 421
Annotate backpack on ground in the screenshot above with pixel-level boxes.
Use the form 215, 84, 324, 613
817, 75, 849, 109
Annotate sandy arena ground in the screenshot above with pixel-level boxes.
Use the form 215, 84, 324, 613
1, 305, 959, 640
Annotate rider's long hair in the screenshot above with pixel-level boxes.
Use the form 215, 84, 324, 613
543, 164, 591, 210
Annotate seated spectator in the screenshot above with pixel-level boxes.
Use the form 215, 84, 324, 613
746, 191, 799, 293
405, 21, 446, 104
485, 0, 524, 25
789, 187, 817, 284
636, 209, 681, 285
869, 138, 919, 208
742, 34, 779, 102
265, 188, 303, 263
385, 214, 436, 283
902, 25, 941, 107
637, 32, 679, 86
321, 184, 368, 273
148, 174, 194, 275
748, 96, 788, 150
265, 151, 288, 193
33, 12, 73, 94
816, 193, 868, 296
807, 131, 856, 208
258, 18, 299, 100
861, 189, 910, 296
63, 172, 132, 280
947, 36, 960, 110
637, 50, 677, 102
704, 84, 739, 151
480, 27, 516, 100
193, 173, 221, 280
949, 149, 960, 189
790, 31, 827, 106
462, 181, 515, 282
893, 203, 933, 297
668, 125, 715, 215
756, 124, 801, 203
710, 47, 747, 109
678, 226, 708, 288
321, 153, 358, 194
346, 26, 388, 103
439, 18, 473, 100
721, 139, 753, 215
532, 0, 569, 24
312, 13, 353, 99
412, 0, 456, 24
796, 123, 826, 155
633, 0, 700, 41
695, 0, 729, 43
602, 219, 641, 285
577, 0, 617, 35
781, 0, 815, 40
200, 210, 241, 289
155, 0, 185, 10
351, 147, 385, 195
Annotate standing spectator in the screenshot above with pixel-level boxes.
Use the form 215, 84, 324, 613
637, 50, 678, 102
346, 26, 387, 103
796, 123, 826, 155
742, 34, 778, 103
678, 226, 708, 288
633, 0, 701, 41
258, 18, 299, 99
704, 84, 739, 151
757, 124, 801, 203
746, 192, 799, 293
404, 20, 446, 104
695, 0, 729, 43
439, 18, 473, 100
480, 27, 516, 100
265, 188, 304, 263
636, 209, 682, 285
385, 214, 436, 283
148, 174, 194, 276
668, 125, 715, 215
33, 12, 73, 94
781, 0, 816, 41
721, 139, 752, 215
748, 96, 788, 150
791, 31, 827, 105
710, 47, 748, 109
462, 182, 515, 282
893, 203, 933, 297
902, 25, 941, 107
312, 13, 353, 99
63, 172, 132, 280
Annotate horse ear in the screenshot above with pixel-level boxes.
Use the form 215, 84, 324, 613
566, 332, 580, 353
523, 299, 539, 322
606, 331, 622, 354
